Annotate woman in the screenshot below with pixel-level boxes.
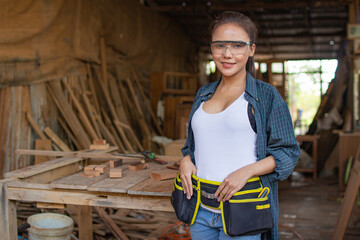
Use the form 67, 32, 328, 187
178, 11, 300, 240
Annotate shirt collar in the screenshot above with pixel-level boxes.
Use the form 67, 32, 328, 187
245, 72, 258, 100
200, 72, 258, 100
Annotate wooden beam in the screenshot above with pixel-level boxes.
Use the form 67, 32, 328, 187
47, 80, 91, 149
95, 207, 129, 240
25, 112, 47, 140
57, 117, 82, 150
78, 206, 93, 240
0, 179, 17, 240
44, 127, 72, 152
100, 37, 108, 87
128, 65, 164, 136
82, 93, 102, 139
332, 149, 360, 240
62, 79, 99, 141
151, 1, 351, 12
34, 139, 52, 164
15, 149, 182, 163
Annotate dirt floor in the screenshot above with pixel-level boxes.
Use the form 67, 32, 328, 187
278, 172, 360, 240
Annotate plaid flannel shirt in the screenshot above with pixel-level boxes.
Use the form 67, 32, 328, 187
181, 72, 300, 240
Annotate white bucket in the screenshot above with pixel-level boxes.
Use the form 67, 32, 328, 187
27, 213, 74, 240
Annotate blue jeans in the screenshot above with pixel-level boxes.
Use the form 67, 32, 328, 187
190, 206, 261, 240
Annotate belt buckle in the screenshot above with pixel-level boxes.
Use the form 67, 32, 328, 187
201, 190, 216, 199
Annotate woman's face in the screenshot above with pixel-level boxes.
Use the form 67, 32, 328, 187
211, 23, 255, 79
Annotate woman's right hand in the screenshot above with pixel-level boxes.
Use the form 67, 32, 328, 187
179, 155, 197, 199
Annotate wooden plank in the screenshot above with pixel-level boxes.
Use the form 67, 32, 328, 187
44, 126, 72, 152
150, 169, 178, 181
62, 79, 99, 141
88, 163, 164, 193
82, 92, 102, 138
34, 139, 52, 164
7, 148, 117, 179
128, 65, 164, 136
22, 163, 81, 184
95, 206, 129, 240
129, 163, 148, 171
86, 63, 101, 115
113, 121, 143, 151
15, 148, 181, 162
108, 74, 129, 124
101, 109, 126, 152
332, 148, 360, 240
7, 180, 54, 190
58, 116, 82, 150
47, 80, 91, 149
128, 178, 173, 197
90, 143, 110, 150
0, 178, 17, 240
95, 112, 125, 152
123, 77, 152, 149
93, 139, 107, 145
95, 68, 134, 153
78, 206, 93, 240
5, 156, 82, 179
50, 171, 109, 190
25, 112, 47, 140
100, 37, 108, 87
36, 202, 66, 209
6, 187, 173, 212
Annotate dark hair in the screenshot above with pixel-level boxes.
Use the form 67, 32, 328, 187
209, 11, 258, 78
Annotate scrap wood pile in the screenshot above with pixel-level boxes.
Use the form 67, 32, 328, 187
26, 39, 165, 157
16, 202, 190, 240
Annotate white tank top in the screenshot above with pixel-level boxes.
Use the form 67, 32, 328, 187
191, 92, 257, 182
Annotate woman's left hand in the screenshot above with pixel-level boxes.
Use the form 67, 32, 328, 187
214, 166, 253, 202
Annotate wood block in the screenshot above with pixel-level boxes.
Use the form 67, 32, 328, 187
95, 164, 108, 174
34, 139, 52, 164
36, 202, 66, 209
93, 139, 107, 145
109, 159, 122, 168
90, 143, 110, 150
85, 170, 101, 177
129, 163, 148, 171
109, 168, 123, 178
84, 165, 97, 172
150, 169, 178, 181
81, 173, 95, 178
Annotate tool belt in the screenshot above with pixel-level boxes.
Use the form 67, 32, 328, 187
171, 173, 273, 236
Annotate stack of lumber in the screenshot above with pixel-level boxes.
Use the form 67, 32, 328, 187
26, 39, 164, 156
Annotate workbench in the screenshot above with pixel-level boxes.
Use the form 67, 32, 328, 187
0, 147, 177, 240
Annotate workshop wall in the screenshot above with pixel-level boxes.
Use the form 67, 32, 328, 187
0, 0, 197, 178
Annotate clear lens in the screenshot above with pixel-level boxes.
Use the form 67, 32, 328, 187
211, 41, 250, 55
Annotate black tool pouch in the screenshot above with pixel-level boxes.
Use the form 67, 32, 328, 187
221, 190, 273, 236
171, 174, 199, 224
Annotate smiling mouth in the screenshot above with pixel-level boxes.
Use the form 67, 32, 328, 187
222, 62, 235, 67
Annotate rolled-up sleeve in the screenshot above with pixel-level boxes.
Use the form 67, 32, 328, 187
266, 94, 300, 182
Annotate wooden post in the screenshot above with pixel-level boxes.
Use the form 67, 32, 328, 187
0, 179, 18, 240
100, 37, 108, 87
332, 148, 360, 240
78, 206, 93, 240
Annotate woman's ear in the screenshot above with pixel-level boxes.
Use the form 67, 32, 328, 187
249, 44, 256, 57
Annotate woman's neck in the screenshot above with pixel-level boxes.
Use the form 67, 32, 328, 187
220, 71, 247, 89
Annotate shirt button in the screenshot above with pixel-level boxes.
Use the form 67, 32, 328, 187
256, 97, 259, 101
200, 94, 203, 96
195, 105, 198, 109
